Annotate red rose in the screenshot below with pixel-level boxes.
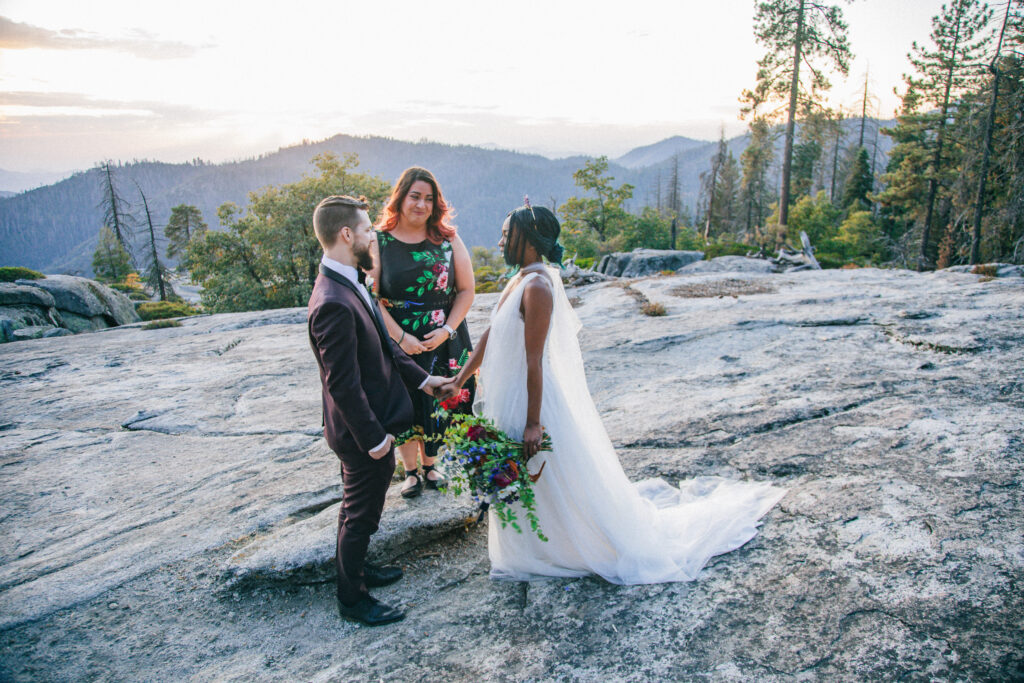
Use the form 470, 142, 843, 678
467, 425, 487, 441
440, 388, 470, 411
432, 263, 445, 274
492, 461, 520, 489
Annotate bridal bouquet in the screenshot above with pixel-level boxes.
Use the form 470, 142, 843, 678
433, 410, 550, 542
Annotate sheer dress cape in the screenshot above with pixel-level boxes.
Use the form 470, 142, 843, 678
476, 266, 787, 584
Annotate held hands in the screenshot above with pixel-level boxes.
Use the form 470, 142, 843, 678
421, 375, 456, 398
433, 371, 466, 402
369, 434, 395, 460
522, 422, 543, 459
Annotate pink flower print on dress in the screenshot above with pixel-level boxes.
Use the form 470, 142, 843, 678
435, 266, 449, 291
430, 309, 446, 326
449, 358, 459, 370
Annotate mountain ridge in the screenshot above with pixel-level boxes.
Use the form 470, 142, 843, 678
0, 121, 894, 275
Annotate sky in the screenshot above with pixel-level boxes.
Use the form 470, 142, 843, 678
0, 0, 952, 175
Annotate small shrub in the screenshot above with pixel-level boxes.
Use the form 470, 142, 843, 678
659, 270, 675, 276
575, 257, 595, 270
815, 253, 844, 270
142, 319, 182, 330
840, 263, 861, 270
971, 264, 998, 277
703, 242, 754, 260
0, 266, 44, 283
136, 301, 199, 321
475, 281, 501, 294
641, 301, 667, 316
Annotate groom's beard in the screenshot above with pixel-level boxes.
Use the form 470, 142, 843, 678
354, 244, 375, 272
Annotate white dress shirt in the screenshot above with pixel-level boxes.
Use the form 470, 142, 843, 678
320, 255, 430, 455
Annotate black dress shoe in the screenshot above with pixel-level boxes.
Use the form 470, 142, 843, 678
337, 595, 405, 626
364, 562, 403, 588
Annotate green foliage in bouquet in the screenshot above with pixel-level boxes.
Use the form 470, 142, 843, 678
433, 409, 551, 542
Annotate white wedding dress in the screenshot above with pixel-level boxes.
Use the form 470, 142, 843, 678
476, 266, 786, 584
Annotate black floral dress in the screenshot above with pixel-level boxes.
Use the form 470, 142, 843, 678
376, 231, 475, 456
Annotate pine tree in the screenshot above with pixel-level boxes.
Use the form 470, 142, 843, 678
742, 0, 852, 243
740, 117, 777, 242
970, 0, 1017, 263
165, 204, 207, 270
901, 0, 993, 268
136, 184, 173, 301
97, 161, 135, 262
842, 147, 874, 210
91, 226, 133, 283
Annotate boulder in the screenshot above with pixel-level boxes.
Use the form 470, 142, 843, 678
944, 263, 1023, 278
0, 283, 56, 309
17, 275, 139, 326
677, 255, 778, 274
11, 325, 53, 340
0, 316, 13, 343
43, 327, 74, 338
597, 249, 704, 277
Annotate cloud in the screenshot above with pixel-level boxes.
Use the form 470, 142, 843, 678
0, 91, 210, 120
0, 16, 204, 59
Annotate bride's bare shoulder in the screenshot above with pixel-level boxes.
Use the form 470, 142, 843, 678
521, 272, 553, 309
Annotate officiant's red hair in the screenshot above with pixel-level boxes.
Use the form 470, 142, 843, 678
376, 167, 457, 244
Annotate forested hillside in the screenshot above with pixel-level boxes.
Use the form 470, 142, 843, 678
0, 136, 598, 274
0, 122, 894, 276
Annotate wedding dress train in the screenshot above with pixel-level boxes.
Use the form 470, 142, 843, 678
476, 266, 786, 584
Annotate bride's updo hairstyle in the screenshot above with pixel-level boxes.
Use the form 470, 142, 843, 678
503, 204, 565, 268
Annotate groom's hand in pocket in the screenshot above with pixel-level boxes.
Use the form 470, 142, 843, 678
369, 434, 395, 460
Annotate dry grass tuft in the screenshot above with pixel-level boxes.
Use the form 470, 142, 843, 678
641, 302, 667, 316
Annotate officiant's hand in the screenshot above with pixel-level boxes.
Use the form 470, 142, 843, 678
399, 335, 427, 356
421, 327, 449, 351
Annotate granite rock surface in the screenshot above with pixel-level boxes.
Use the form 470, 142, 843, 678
0, 266, 1021, 681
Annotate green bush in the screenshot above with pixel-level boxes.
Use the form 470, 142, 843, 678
574, 257, 595, 269
703, 242, 754, 260
0, 266, 44, 283
136, 301, 199, 321
142, 319, 182, 330
815, 253, 845, 270
476, 280, 501, 294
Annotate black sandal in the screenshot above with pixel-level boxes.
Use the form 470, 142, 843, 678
422, 464, 447, 490
400, 470, 422, 498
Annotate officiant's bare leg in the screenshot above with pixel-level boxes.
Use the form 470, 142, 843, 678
336, 447, 395, 607
398, 439, 424, 497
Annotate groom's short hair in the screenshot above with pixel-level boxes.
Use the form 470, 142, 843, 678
314, 195, 370, 247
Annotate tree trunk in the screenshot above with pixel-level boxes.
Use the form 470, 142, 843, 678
830, 112, 843, 202
141, 193, 166, 300
920, 7, 964, 270
970, 1, 1010, 265
778, 0, 805, 243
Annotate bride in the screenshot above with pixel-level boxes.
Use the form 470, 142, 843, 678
440, 203, 786, 584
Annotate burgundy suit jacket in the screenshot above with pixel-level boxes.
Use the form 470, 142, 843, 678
307, 265, 429, 456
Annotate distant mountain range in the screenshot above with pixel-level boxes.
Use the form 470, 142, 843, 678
0, 120, 895, 275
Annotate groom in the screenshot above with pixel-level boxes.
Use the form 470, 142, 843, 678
308, 195, 449, 626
